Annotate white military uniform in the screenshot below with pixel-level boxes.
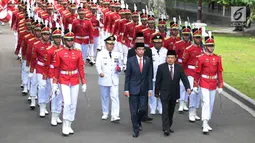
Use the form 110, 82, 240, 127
96, 48, 122, 121
150, 46, 168, 114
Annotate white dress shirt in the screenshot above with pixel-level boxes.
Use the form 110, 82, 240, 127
136, 55, 143, 68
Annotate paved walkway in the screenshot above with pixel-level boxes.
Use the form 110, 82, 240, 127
0, 26, 255, 143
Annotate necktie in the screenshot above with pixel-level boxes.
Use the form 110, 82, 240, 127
170, 65, 173, 79
109, 52, 112, 58
157, 49, 160, 55
139, 58, 143, 73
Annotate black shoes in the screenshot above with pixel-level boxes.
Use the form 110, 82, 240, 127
132, 132, 139, 138
141, 117, 153, 122
164, 130, 169, 136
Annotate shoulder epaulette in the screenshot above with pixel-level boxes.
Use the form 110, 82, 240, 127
46, 45, 53, 50
20, 30, 26, 33
135, 25, 141, 28
28, 37, 36, 41
141, 28, 149, 32
34, 41, 40, 45
24, 34, 31, 38
126, 21, 133, 25
213, 53, 221, 57
55, 48, 63, 52
186, 45, 192, 50
175, 40, 183, 44
164, 37, 170, 40
196, 53, 204, 58
74, 48, 81, 51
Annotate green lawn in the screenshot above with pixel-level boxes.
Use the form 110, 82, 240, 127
214, 34, 255, 99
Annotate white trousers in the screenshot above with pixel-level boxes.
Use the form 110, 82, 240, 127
61, 84, 79, 121
90, 36, 99, 57
21, 60, 29, 85
47, 78, 63, 113
179, 81, 189, 102
74, 42, 89, 62
188, 76, 201, 109
150, 81, 162, 113
100, 85, 120, 117
37, 73, 48, 104
201, 88, 216, 121
14, 31, 18, 51
122, 44, 129, 66
29, 70, 37, 97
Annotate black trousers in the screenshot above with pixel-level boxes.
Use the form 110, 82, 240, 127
129, 93, 147, 133
161, 97, 177, 131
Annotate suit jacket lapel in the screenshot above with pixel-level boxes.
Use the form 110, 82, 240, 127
142, 57, 146, 74
134, 57, 141, 74
173, 64, 177, 80
165, 63, 171, 80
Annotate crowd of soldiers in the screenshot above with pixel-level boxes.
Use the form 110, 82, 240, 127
0, 0, 224, 137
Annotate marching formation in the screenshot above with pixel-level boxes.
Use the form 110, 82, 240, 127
0, 0, 224, 138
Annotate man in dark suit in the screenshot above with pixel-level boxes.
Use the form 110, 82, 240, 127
124, 43, 153, 138
127, 32, 153, 122
127, 32, 153, 61
155, 50, 191, 136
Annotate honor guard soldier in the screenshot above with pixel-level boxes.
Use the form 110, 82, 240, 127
114, 4, 130, 63
27, 20, 42, 108
108, 0, 120, 35
89, 1, 100, 66
110, 1, 124, 58
62, 1, 77, 30
45, 23, 64, 126
157, 14, 167, 38
182, 28, 204, 122
96, 36, 122, 122
122, 3, 139, 70
164, 17, 181, 50
72, 4, 94, 62
194, 31, 223, 134
150, 34, 167, 114
111, 0, 125, 37
43, 2, 57, 28
174, 22, 192, 113
52, 24, 87, 136
134, 9, 147, 35
29, 21, 51, 117
142, 11, 155, 48
20, 15, 33, 96
103, 0, 114, 38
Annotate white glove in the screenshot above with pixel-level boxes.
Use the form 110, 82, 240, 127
25, 66, 30, 72
218, 88, 223, 94
82, 84, 87, 92
52, 83, 58, 92
28, 72, 33, 78
193, 87, 199, 94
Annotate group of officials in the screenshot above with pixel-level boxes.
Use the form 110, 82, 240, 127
0, 0, 224, 138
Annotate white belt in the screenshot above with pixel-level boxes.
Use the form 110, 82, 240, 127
119, 33, 124, 35
37, 61, 45, 66
60, 69, 78, 75
144, 44, 149, 47
50, 64, 54, 68
128, 37, 133, 40
178, 58, 182, 63
75, 36, 89, 39
188, 65, 195, 69
201, 74, 217, 79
